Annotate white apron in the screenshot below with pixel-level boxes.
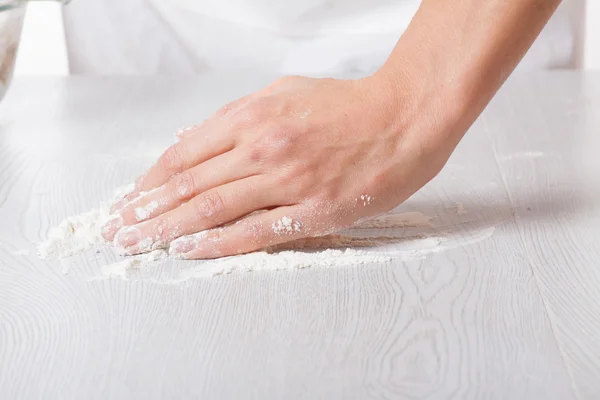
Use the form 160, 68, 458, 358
63, 0, 578, 77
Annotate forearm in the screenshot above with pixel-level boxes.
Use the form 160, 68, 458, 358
375, 0, 562, 144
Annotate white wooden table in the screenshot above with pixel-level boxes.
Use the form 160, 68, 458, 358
0, 72, 599, 399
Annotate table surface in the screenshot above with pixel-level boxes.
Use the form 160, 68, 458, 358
0, 72, 599, 400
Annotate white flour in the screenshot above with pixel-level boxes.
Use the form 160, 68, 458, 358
37, 206, 113, 259
179, 228, 495, 279
134, 200, 159, 222
99, 226, 495, 281
37, 184, 494, 280
98, 250, 168, 280
359, 195, 373, 206
272, 216, 302, 235
180, 248, 394, 278
37, 184, 134, 259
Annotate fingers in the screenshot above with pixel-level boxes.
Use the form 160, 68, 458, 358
168, 206, 311, 260
136, 128, 236, 193
112, 175, 280, 255
110, 119, 237, 214
102, 147, 256, 241
132, 88, 267, 196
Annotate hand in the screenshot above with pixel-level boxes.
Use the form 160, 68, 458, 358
102, 74, 458, 259
100, 0, 562, 260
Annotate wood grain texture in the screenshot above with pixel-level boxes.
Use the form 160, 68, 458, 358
485, 72, 600, 400
0, 72, 596, 399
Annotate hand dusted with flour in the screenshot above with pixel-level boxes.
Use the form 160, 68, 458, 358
102, 0, 561, 259
102, 76, 448, 259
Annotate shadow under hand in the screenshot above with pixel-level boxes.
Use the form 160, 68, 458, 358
273, 186, 591, 252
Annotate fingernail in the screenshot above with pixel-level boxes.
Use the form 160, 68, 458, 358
110, 188, 140, 212
112, 183, 135, 201
169, 238, 195, 256
114, 226, 141, 249
109, 198, 128, 214
134, 237, 154, 254
169, 231, 213, 259
101, 215, 124, 241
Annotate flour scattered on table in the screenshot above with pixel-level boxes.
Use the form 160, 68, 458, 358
181, 248, 394, 278
98, 250, 168, 281
37, 184, 496, 280
36, 184, 133, 259
37, 206, 113, 259
165, 226, 495, 281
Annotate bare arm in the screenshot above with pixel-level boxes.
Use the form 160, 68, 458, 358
377, 0, 562, 145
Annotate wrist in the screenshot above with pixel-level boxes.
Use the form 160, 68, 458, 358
369, 0, 561, 147
363, 55, 474, 152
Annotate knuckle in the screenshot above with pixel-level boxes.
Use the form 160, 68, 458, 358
247, 131, 291, 164
268, 128, 295, 152
171, 171, 197, 198
159, 145, 185, 173
240, 97, 270, 123
248, 143, 268, 164
252, 127, 296, 161
193, 191, 225, 218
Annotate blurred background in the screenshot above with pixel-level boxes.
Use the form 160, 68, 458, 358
13, 0, 600, 77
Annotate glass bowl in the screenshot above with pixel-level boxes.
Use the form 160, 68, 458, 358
0, 0, 71, 104
0, 2, 25, 104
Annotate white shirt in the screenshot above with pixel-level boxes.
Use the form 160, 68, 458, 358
63, 0, 578, 77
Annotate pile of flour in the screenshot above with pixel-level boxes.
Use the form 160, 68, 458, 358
37, 205, 113, 259
99, 249, 168, 280
37, 184, 134, 259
